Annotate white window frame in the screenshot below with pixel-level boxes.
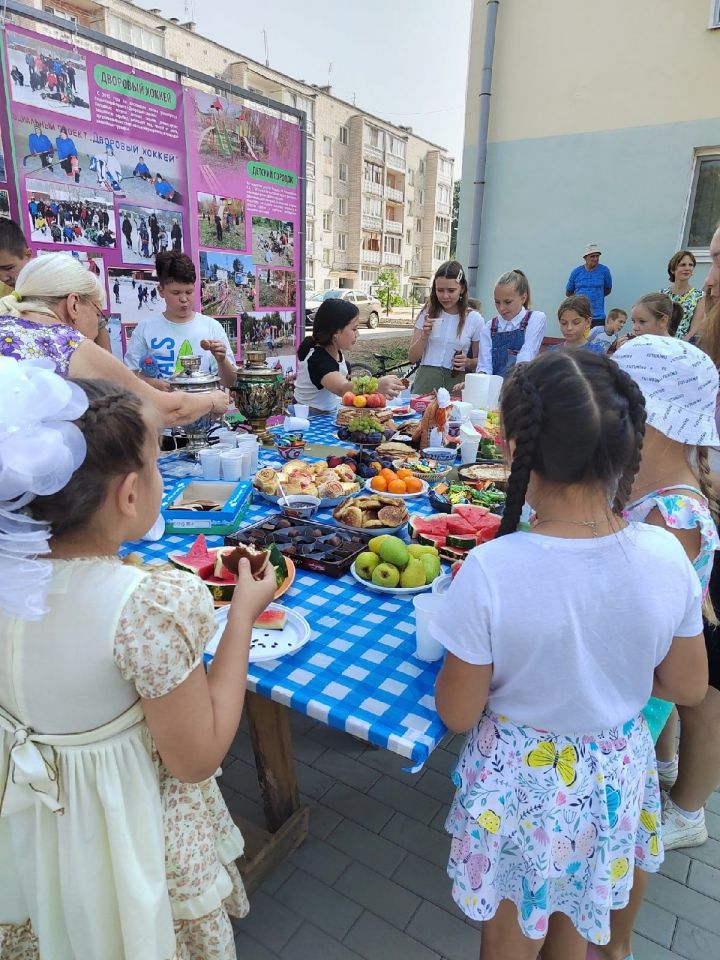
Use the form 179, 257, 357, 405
322, 248, 332, 267
682, 147, 720, 257
339, 125, 349, 145
337, 197, 347, 216
338, 162, 348, 182
322, 135, 332, 157
323, 175, 332, 197
322, 210, 333, 232
337, 233, 348, 253
384, 235, 402, 255
711, 0, 720, 27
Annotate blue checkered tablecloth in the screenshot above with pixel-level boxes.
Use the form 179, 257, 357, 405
122, 416, 447, 769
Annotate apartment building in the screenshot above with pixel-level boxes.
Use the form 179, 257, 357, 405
19, 0, 454, 301
457, 0, 720, 329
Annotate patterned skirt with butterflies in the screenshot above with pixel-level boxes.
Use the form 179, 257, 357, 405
445, 710, 663, 944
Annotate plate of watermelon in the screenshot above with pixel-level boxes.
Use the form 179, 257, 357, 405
206, 603, 311, 663
168, 534, 295, 604
409, 504, 501, 564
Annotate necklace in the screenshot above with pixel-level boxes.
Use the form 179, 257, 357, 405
532, 518, 606, 537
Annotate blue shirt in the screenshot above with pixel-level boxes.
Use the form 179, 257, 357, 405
155, 180, 173, 198
55, 137, 77, 160
566, 263, 612, 319
29, 132, 52, 154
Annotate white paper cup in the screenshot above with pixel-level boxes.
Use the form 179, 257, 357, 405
450, 401, 472, 422
235, 435, 259, 471
485, 375, 504, 410
220, 449, 245, 481
214, 428, 238, 447
413, 594, 445, 662
198, 448, 221, 480
460, 438, 481, 464
290, 403, 310, 418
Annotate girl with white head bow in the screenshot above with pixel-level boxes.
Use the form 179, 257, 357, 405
0, 360, 275, 959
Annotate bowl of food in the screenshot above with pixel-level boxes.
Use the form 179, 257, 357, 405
278, 494, 322, 520
392, 458, 453, 483
276, 438, 307, 461
422, 446, 457, 465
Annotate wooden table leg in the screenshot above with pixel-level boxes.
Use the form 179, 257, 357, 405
232, 693, 309, 894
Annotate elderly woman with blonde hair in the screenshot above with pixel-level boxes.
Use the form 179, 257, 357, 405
0, 253, 228, 424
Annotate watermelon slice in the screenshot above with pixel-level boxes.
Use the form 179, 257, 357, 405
446, 516, 476, 536
452, 504, 490, 530
169, 534, 215, 579
451, 560, 464, 579
254, 609, 288, 630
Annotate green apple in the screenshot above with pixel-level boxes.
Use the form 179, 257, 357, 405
371, 562, 401, 588
420, 553, 441, 583
355, 551, 380, 581
378, 535, 409, 570
368, 534, 389, 556
400, 557, 426, 588
408, 544, 439, 559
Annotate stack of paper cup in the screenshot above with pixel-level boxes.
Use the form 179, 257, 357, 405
462, 373, 490, 409
459, 422, 481, 464
485, 375, 503, 410
198, 447, 221, 480
220, 449, 251, 481
235, 434, 259, 472
283, 416, 310, 434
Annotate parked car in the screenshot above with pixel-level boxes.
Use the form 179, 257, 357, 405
305, 288, 382, 328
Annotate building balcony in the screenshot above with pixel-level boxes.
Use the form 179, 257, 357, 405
384, 252, 402, 266
361, 250, 382, 265
436, 201, 451, 215
384, 219, 403, 235
386, 153, 406, 173
363, 143, 385, 163
364, 180, 384, 197
362, 214, 383, 230
434, 229, 450, 241
385, 186, 404, 202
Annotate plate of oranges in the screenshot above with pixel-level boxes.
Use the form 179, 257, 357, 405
366, 467, 428, 498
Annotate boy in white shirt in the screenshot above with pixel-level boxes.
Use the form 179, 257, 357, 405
124, 251, 236, 389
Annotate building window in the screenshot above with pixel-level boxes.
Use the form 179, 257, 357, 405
323, 175, 332, 196
438, 183, 451, 205
289, 92, 315, 134
361, 267, 378, 284
307, 259, 315, 281
388, 136, 406, 159
406, 230, 412, 244
416, 218, 423, 233
339, 125, 349, 145
307, 220, 315, 242
322, 248, 332, 267
439, 156, 453, 179
322, 210, 333, 232
338, 233, 347, 253
363, 196, 382, 217
44, 6, 78, 24
419, 158, 425, 174
685, 152, 720, 249
337, 197, 347, 216
363, 161, 383, 185
106, 13, 164, 54
435, 216, 450, 234
322, 136, 332, 157
364, 124, 385, 150
434, 243, 447, 260
712, 0, 720, 27
414, 245, 422, 258
338, 162, 348, 182
362, 233, 381, 252
417, 190, 424, 206
408, 170, 414, 186
306, 138, 315, 164
384, 236, 402, 255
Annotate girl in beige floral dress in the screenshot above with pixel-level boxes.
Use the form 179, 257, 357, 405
0, 373, 276, 960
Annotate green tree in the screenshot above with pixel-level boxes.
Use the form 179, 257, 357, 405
375, 268, 401, 315
450, 180, 460, 258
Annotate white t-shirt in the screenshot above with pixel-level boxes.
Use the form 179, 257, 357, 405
294, 346, 349, 412
429, 523, 702, 734
415, 309, 484, 369
124, 313, 234, 379
477, 308, 547, 374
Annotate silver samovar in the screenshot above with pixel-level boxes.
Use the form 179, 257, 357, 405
167, 355, 221, 456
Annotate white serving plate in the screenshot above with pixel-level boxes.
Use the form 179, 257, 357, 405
254, 488, 349, 509
206, 603, 311, 663
350, 561, 434, 596
334, 519, 407, 537
363, 478, 428, 499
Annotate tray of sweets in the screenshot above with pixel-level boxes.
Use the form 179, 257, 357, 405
225, 513, 372, 578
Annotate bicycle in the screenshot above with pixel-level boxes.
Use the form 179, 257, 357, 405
350, 351, 420, 384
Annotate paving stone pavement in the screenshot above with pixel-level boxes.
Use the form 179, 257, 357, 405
223, 713, 720, 960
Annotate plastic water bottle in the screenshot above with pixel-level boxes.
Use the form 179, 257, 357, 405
141, 354, 161, 379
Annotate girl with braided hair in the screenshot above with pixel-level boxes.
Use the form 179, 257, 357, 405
0, 372, 276, 959
430, 350, 707, 959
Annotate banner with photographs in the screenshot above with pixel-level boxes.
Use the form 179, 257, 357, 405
184, 89, 302, 372
2, 25, 191, 358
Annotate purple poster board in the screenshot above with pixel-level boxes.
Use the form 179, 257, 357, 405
184, 89, 302, 372
2, 24, 191, 349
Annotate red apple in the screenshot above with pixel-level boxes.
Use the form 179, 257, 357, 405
342, 391, 355, 407
373, 393, 386, 408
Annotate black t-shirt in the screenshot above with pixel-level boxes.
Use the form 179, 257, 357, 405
307, 346, 345, 390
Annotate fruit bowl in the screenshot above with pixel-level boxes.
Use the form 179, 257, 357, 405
276, 439, 307, 461
350, 561, 434, 595
364, 478, 428, 499
422, 446, 457, 465
392, 459, 453, 483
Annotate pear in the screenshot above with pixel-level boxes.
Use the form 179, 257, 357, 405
420, 553, 441, 584
408, 544, 439, 559
355, 551, 380, 581
400, 556, 426, 588
368, 534, 389, 556
379, 535, 409, 570
372, 562, 400, 588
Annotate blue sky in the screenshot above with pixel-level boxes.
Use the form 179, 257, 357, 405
141, 0, 471, 165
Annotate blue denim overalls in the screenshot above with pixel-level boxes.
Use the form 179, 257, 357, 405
490, 310, 531, 377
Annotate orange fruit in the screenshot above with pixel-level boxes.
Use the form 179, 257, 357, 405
380, 468, 397, 484
370, 475, 388, 492
396, 468, 412, 480
405, 476, 423, 493
387, 478, 407, 495
353, 395, 368, 407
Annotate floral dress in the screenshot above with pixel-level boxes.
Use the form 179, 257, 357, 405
0, 316, 85, 373
625, 485, 719, 740
0, 561, 247, 960
661, 286, 703, 340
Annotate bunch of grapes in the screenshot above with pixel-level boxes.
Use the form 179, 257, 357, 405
349, 414, 384, 434
351, 375, 379, 395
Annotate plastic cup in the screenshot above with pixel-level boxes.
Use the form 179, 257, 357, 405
214, 428, 238, 447
198, 447, 221, 480
220, 449, 245, 481
235, 435, 259, 471
485, 375, 504, 410
290, 403, 310, 418
460, 438, 481, 464
412, 594, 445, 662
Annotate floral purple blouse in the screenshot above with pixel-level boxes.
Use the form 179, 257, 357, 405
0, 315, 86, 375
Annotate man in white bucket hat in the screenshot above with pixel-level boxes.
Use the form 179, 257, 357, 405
566, 242, 613, 328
